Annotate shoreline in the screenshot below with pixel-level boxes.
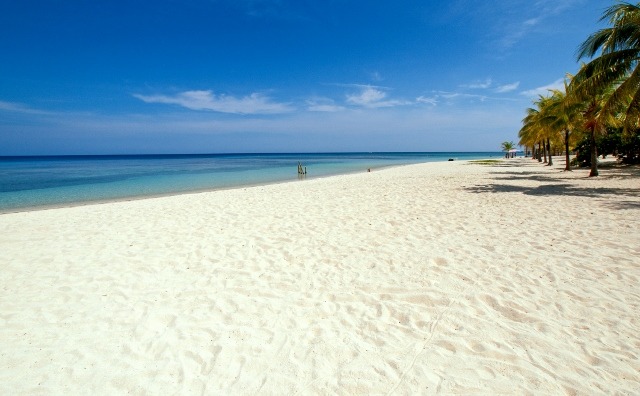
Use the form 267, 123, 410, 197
0, 162, 390, 215
12, 154, 625, 216
1, 157, 638, 394
0, 158, 475, 215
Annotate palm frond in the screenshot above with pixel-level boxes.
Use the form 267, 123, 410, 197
570, 50, 637, 101
577, 28, 616, 59
578, 2, 640, 58
622, 69, 640, 131
599, 67, 640, 124
601, 2, 640, 25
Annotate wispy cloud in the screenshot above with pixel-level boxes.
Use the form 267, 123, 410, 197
133, 90, 293, 114
345, 86, 409, 108
520, 78, 564, 97
347, 86, 385, 105
306, 97, 345, 112
494, 0, 586, 50
462, 79, 492, 89
426, 90, 520, 104
438, 91, 490, 102
499, 20, 538, 49
535, 0, 585, 15
369, 71, 383, 82
1, 91, 526, 154
0, 100, 52, 115
416, 96, 438, 106
461, 78, 520, 93
495, 81, 520, 93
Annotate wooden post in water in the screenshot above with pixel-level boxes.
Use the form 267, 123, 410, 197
297, 162, 307, 178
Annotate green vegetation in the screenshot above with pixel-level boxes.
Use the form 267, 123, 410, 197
501, 141, 516, 158
573, 127, 640, 167
468, 160, 503, 165
518, 1, 640, 176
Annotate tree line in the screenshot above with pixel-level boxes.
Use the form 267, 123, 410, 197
518, 1, 640, 176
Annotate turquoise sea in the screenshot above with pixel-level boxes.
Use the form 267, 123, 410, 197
0, 152, 499, 212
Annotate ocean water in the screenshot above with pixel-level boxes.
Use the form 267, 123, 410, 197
0, 152, 498, 212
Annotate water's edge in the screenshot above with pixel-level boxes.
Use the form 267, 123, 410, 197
0, 152, 500, 213
0, 161, 423, 214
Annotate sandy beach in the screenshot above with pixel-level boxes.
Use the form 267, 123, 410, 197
1, 158, 639, 395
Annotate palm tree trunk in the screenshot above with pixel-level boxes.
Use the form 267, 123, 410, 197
589, 126, 598, 177
543, 141, 548, 163
537, 142, 542, 162
547, 138, 553, 166
564, 129, 571, 171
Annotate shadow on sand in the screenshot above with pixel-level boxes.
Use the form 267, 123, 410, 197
465, 160, 640, 205
465, 183, 639, 199
602, 200, 640, 210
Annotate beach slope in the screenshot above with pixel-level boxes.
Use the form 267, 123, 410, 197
1, 158, 639, 394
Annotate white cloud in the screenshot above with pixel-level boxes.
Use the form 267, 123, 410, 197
0, 100, 52, 115
499, 19, 538, 49
133, 90, 293, 114
520, 78, 564, 97
424, 90, 521, 105
306, 98, 345, 112
307, 104, 345, 112
462, 79, 492, 89
416, 96, 438, 106
523, 17, 540, 27
3, 102, 524, 154
345, 86, 409, 108
494, 0, 586, 50
436, 91, 489, 102
495, 81, 520, 93
347, 86, 385, 105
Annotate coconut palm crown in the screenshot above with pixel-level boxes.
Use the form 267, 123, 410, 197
572, 1, 640, 130
501, 141, 515, 152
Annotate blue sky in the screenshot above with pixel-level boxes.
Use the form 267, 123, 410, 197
0, 0, 611, 155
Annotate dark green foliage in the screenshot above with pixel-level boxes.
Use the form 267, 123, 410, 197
573, 137, 593, 167
620, 133, 640, 163
599, 129, 623, 158
574, 128, 640, 166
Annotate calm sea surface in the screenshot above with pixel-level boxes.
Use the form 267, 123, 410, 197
0, 152, 499, 212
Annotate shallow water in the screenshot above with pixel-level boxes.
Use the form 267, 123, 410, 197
0, 152, 499, 212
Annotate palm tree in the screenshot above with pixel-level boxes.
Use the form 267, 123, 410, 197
548, 91, 575, 171
538, 95, 556, 166
570, 65, 622, 176
519, 106, 545, 163
572, 1, 640, 150
519, 95, 559, 165
545, 79, 585, 171
501, 141, 515, 158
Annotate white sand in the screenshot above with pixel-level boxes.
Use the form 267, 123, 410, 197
1, 158, 639, 394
